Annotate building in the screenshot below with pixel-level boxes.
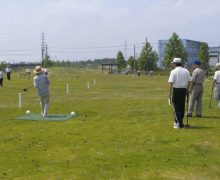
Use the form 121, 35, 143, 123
158, 39, 204, 68
209, 46, 220, 67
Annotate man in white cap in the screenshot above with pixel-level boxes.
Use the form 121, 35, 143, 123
168, 58, 191, 129
212, 63, 220, 109
33, 66, 50, 117
187, 60, 205, 117
5, 65, 12, 80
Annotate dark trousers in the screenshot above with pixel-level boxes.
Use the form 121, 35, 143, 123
7, 72, 11, 80
172, 88, 187, 128
0, 78, 3, 86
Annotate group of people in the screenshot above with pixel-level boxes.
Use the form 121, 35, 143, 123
168, 58, 220, 129
0, 65, 12, 87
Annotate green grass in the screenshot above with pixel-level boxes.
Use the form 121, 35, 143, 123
0, 67, 220, 179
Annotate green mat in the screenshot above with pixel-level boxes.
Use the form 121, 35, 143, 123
15, 113, 76, 121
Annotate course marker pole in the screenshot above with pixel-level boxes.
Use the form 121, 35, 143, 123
87, 82, 90, 89
67, 83, 69, 94
18, 93, 22, 108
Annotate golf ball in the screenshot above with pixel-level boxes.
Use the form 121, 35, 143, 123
70, 112, 75, 116
26, 110, 31, 115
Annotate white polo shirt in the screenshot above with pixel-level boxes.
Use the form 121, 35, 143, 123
0, 71, 3, 79
168, 67, 191, 88
213, 70, 220, 83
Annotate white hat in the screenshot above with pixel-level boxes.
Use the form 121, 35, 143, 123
172, 58, 182, 64
215, 63, 220, 67
33, 66, 43, 74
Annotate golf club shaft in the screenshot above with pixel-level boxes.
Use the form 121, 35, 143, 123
209, 89, 213, 108
186, 93, 189, 125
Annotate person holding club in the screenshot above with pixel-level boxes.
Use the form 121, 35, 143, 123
187, 60, 205, 117
168, 58, 191, 129
212, 63, 220, 109
33, 66, 50, 117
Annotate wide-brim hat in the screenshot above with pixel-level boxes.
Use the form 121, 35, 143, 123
33, 66, 43, 74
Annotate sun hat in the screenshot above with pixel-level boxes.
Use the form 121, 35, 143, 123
33, 66, 43, 74
171, 58, 182, 64
194, 60, 201, 65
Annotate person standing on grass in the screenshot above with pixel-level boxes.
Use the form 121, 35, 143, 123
33, 66, 50, 117
168, 58, 191, 129
212, 63, 220, 109
26, 67, 31, 80
5, 65, 12, 80
187, 60, 205, 117
43, 66, 48, 75
0, 68, 3, 87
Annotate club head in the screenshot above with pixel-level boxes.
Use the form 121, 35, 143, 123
184, 124, 190, 128
23, 88, 27, 92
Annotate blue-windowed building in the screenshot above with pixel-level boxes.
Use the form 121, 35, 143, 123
158, 39, 204, 68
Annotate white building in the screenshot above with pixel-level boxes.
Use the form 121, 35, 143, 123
209, 46, 220, 67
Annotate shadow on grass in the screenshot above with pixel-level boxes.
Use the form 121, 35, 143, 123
184, 125, 213, 129
199, 116, 220, 119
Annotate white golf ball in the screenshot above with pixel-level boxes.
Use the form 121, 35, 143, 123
26, 110, 31, 115
71, 112, 75, 116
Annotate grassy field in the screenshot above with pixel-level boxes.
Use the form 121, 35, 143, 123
0, 67, 220, 179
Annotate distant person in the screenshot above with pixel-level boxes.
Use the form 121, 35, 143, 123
168, 58, 191, 129
0, 68, 3, 87
26, 67, 31, 79
212, 63, 220, 109
5, 65, 12, 80
33, 66, 50, 117
187, 60, 205, 117
137, 70, 140, 76
149, 70, 154, 77
43, 66, 48, 75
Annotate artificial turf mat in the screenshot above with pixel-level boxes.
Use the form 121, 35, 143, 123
15, 113, 76, 121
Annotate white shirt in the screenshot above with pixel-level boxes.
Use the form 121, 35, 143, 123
168, 66, 191, 88
213, 70, 220, 83
5, 67, 12, 73
0, 71, 3, 79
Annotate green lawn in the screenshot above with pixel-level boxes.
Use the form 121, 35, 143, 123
0, 67, 220, 179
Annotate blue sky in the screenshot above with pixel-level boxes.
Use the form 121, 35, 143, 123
0, 0, 220, 63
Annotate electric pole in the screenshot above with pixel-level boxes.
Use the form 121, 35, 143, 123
134, 45, 136, 71
41, 32, 45, 64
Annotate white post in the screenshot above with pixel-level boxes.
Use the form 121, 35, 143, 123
67, 83, 69, 94
93, 79, 96, 85
87, 82, 90, 89
18, 93, 22, 108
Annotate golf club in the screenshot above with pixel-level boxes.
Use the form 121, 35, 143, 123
168, 96, 177, 127
209, 88, 213, 108
23, 85, 33, 92
185, 92, 190, 128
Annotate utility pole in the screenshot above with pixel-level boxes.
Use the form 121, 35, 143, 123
124, 41, 127, 61
41, 32, 45, 64
134, 45, 136, 72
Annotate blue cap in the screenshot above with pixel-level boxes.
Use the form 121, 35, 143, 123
194, 60, 201, 65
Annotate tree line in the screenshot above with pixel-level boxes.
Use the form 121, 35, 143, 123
1, 32, 209, 71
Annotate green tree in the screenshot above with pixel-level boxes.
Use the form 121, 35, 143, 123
198, 42, 209, 70
127, 56, 135, 69
137, 41, 158, 72
116, 51, 126, 70
42, 54, 53, 67
163, 32, 187, 69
